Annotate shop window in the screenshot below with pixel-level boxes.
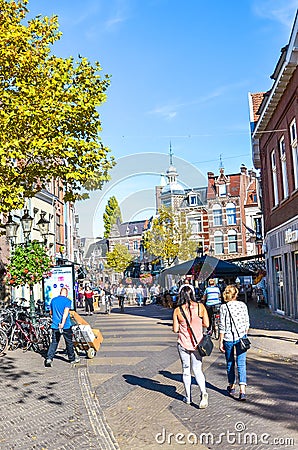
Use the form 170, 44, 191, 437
273, 256, 285, 313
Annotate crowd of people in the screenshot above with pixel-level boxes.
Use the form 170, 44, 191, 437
76, 282, 161, 314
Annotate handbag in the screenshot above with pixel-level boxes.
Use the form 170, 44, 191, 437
226, 304, 251, 351
179, 305, 213, 357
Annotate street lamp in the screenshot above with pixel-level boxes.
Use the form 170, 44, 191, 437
36, 212, 50, 244
20, 208, 34, 242
196, 246, 203, 258
5, 214, 19, 246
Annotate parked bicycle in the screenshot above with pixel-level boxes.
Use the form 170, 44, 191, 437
0, 303, 51, 355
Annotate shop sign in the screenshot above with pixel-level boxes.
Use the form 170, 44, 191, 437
285, 229, 298, 244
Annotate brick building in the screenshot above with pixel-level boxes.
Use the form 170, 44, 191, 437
207, 166, 261, 259
155, 155, 261, 260
249, 11, 298, 319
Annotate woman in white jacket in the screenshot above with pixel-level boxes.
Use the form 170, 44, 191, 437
219, 285, 250, 401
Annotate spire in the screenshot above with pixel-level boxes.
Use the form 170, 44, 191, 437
219, 153, 224, 169
169, 142, 173, 165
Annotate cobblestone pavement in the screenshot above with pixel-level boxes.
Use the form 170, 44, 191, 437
0, 342, 119, 449
86, 300, 298, 450
0, 299, 297, 450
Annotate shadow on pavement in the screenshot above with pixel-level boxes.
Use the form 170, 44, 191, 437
123, 373, 183, 402
159, 369, 227, 397
0, 353, 65, 406
209, 352, 298, 433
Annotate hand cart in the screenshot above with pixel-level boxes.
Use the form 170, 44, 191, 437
70, 311, 103, 359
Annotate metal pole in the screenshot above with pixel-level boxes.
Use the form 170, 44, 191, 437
29, 285, 36, 324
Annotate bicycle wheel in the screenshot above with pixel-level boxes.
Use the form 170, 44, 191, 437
0, 327, 8, 356
9, 326, 23, 351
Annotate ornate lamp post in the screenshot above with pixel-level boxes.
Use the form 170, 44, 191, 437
5, 214, 19, 247
5, 208, 51, 323
36, 212, 50, 244
20, 208, 34, 243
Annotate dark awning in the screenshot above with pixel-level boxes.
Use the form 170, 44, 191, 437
159, 255, 255, 287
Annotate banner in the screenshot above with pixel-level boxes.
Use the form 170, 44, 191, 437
43, 265, 75, 310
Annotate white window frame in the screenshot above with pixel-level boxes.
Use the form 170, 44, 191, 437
214, 231, 224, 254
228, 230, 238, 253
271, 150, 279, 206
226, 202, 236, 225
189, 195, 197, 206
213, 204, 222, 226
188, 216, 202, 234
290, 119, 298, 189
218, 184, 227, 197
279, 136, 288, 199
133, 240, 138, 251
290, 119, 297, 146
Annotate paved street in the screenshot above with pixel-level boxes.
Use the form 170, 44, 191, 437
0, 300, 297, 450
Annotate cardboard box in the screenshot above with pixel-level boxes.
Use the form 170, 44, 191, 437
78, 324, 95, 342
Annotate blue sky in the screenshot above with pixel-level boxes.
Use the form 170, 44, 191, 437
27, 0, 298, 237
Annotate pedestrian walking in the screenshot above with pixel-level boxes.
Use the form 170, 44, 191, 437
136, 285, 143, 306
116, 283, 126, 311
219, 284, 250, 401
84, 285, 95, 315
172, 286, 209, 408
45, 287, 80, 367
202, 278, 222, 332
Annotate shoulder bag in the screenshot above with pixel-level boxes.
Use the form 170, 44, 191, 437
226, 304, 251, 351
179, 305, 213, 357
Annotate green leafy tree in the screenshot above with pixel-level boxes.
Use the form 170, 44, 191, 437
106, 243, 133, 274
6, 241, 53, 286
0, 0, 115, 212
143, 206, 198, 266
103, 196, 122, 238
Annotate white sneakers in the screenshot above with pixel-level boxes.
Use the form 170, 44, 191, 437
199, 392, 209, 409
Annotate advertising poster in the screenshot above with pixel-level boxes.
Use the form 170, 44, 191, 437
43, 265, 76, 310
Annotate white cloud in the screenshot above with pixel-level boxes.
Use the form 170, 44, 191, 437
252, 1, 297, 27
148, 80, 249, 120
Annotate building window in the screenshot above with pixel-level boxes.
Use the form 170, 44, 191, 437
226, 202, 236, 225
133, 240, 138, 251
189, 195, 197, 206
228, 230, 237, 253
279, 136, 288, 198
271, 150, 279, 206
290, 119, 297, 145
218, 184, 227, 196
290, 119, 298, 190
188, 216, 202, 234
214, 231, 224, 254
213, 204, 222, 226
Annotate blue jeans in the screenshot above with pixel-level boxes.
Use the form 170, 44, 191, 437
224, 339, 247, 385
47, 328, 76, 362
